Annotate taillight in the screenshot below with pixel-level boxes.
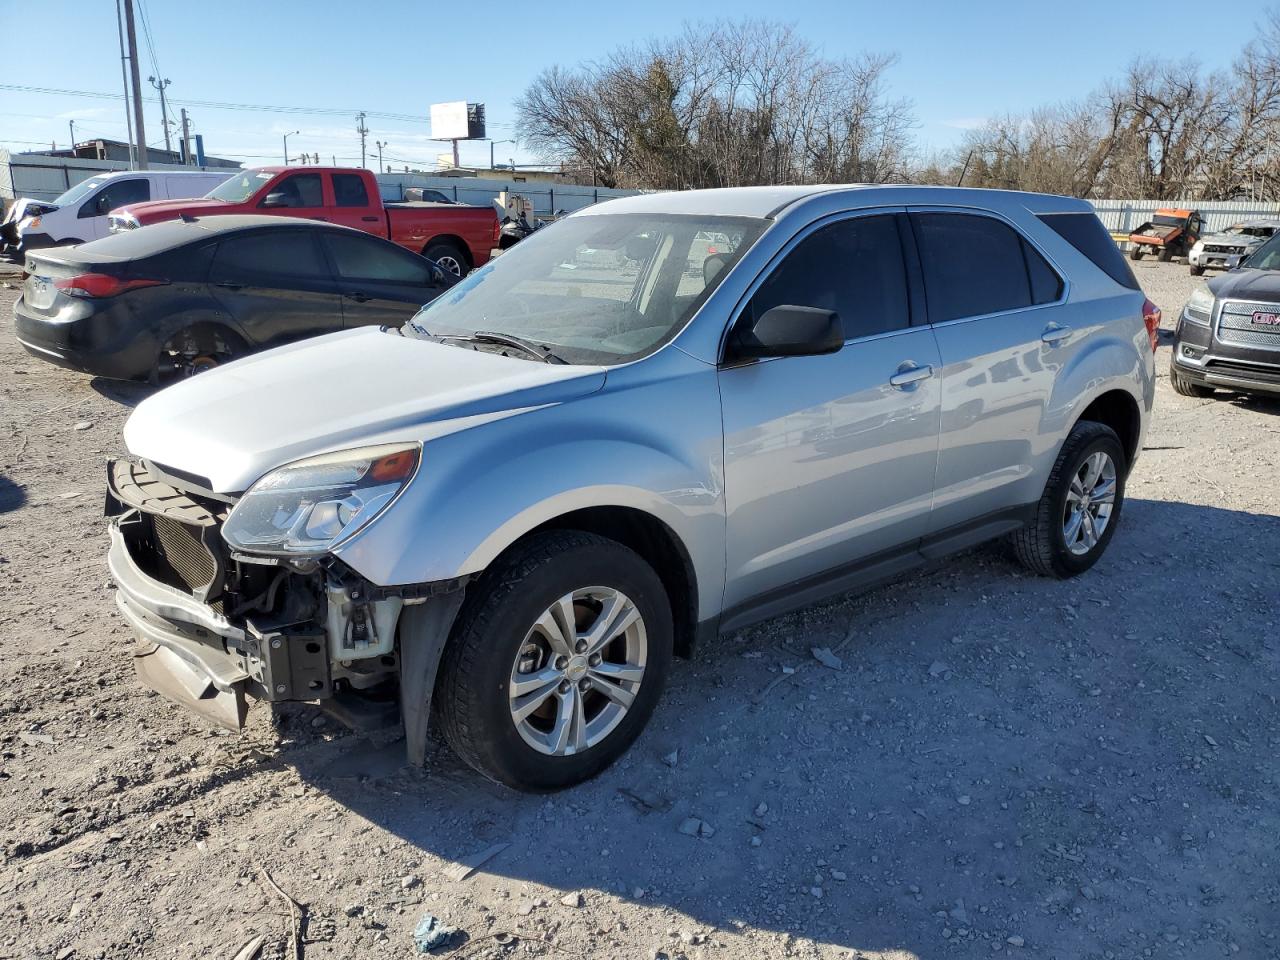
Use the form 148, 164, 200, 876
493, 219, 501, 244
54, 273, 167, 299
1142, 297, 1161, 352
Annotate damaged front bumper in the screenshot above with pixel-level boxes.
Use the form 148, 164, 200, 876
109, 519, 332, 730
105, 459, 463, 736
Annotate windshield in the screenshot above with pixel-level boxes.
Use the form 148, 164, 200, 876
405, 212, 767, 364
1244, 233, 1280, 270
52, 177, 108, 207
207, 171, 273, 202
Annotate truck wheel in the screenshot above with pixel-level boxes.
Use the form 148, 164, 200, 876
1129, 246, 1143, 261
1169, 361, 1215, 398
1158, 246, 1172, 263
423, 241, 467, 277
1010, 421, 1126, 579
1189, 263, 1205, 276
434, 531, 673, 791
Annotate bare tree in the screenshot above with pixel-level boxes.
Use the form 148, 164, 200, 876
516, 19, 915, 190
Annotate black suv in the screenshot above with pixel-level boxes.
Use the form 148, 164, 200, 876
1171, 232, 1280, 399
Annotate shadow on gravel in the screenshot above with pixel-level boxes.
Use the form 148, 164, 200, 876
90, 377, 155, 409
0, 474, 26, 513
279, 497, 1280, 957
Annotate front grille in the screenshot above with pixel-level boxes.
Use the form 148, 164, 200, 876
153, 514, 218, 593
1218, 300, 1280, 351
1204, 244, 1243, 255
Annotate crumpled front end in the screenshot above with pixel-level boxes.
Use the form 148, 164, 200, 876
106, 458, 416, 730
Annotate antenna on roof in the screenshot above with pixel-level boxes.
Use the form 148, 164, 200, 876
179, 213, 198, 223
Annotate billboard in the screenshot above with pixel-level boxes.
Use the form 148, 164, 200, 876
430, 101, 486, 141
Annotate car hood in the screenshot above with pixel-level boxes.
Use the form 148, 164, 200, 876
1208, 268, 1280, 303
119, 198, 233, 223
1199, 232, 1263, 247
123, 327, 607, 493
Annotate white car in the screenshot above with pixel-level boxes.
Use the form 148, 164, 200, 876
1, 170, 232, 255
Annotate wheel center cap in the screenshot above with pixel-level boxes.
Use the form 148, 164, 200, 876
565, 656, 588, 682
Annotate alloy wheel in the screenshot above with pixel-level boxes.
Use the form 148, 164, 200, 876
508, 587, 647, 756
1062, 451, 1117, 555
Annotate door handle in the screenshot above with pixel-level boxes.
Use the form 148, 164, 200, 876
361, 216, 380, 222
1041, 323, 1072, 345
214, 281, 244, 291
889, 363, 934, 388
346, 292, 372, 303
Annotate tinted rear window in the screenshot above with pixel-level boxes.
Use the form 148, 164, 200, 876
912, 213, 1060, 323
1038, 213, 1139, 290
333, 174, 370, 208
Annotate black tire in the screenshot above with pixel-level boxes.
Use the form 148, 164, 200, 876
1158, 246, 1172, 263
1169, 360, 1215, 398
1189, 264, 1205, 276
1129, 246, 1143, 261
423, 241, 467, 277
1010, 421, 1126, 579
434, 531, 673, 791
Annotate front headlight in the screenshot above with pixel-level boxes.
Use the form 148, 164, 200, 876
222, 443, 420, 556
1190, 239, 1204, 254
1184, 283, 1214, 325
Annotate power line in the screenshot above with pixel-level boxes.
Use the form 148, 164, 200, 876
137, 0, 163, 78
0, 83, 516, 129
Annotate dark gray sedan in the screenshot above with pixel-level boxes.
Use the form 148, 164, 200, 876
13, 214, 456, 381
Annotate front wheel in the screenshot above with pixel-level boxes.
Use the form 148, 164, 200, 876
1129, 246, 1144, 261
1170, 361, 1215, 398
1158, 246, 1173, 263
1189, 263, 1205, 276
1011, 422, 1126, 579
434, 531, 673, 791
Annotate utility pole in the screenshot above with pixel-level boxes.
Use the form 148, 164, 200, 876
490, 139, 513, 171
114, 0, 136, 168
68, 120, 76, 152
123, 0, 148, 169
356, 112, 369, 169
180, 108, 193, 164
375, 140, 386, 174
283, 130, 299, 165
148, 76, 172, 153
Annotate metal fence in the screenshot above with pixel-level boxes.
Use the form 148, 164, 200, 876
374, 173, 639, 216
1088, 199, 1280, 235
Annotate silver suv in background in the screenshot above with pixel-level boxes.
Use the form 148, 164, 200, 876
105, 185, 1157, 791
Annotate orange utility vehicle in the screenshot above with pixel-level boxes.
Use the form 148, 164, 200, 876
1128, 208, 1204, 262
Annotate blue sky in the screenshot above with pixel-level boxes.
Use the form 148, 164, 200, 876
0, 0, 1260, 172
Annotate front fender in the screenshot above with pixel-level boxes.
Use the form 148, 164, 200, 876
335, 353, 726, 620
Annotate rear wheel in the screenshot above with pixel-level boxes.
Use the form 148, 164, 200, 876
1169, 360, 1215, 398
434, 531, 673, 791
1129, 245, 1144, 261
152, 326, 245, 384
1158, 246, 1172, 263
1011, 422, 1126, 579
423, 241, 467, 277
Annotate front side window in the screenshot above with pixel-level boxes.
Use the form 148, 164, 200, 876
323, 232, 434, 284
210, 231, 328, 280
912, 213, 1062, 323
80, 178, 150, 218
332, 174, 369, 208
749, 215, 910, 341
1246, 233, 1280, 271
260, 173, 324, 209
405, 213, 767, 364
208, 171, 274, 203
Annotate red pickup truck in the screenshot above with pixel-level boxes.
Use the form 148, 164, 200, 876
110, 166, 496, 275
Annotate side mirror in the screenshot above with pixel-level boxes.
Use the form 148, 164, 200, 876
730, 305, 844, 360
260, 192, 288, 209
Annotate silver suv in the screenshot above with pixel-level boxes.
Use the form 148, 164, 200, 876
107, 186, 1157, 790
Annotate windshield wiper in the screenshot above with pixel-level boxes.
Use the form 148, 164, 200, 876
433, 330, 567, 364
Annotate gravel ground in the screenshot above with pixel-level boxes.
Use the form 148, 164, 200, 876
0, 260, 1277, 960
